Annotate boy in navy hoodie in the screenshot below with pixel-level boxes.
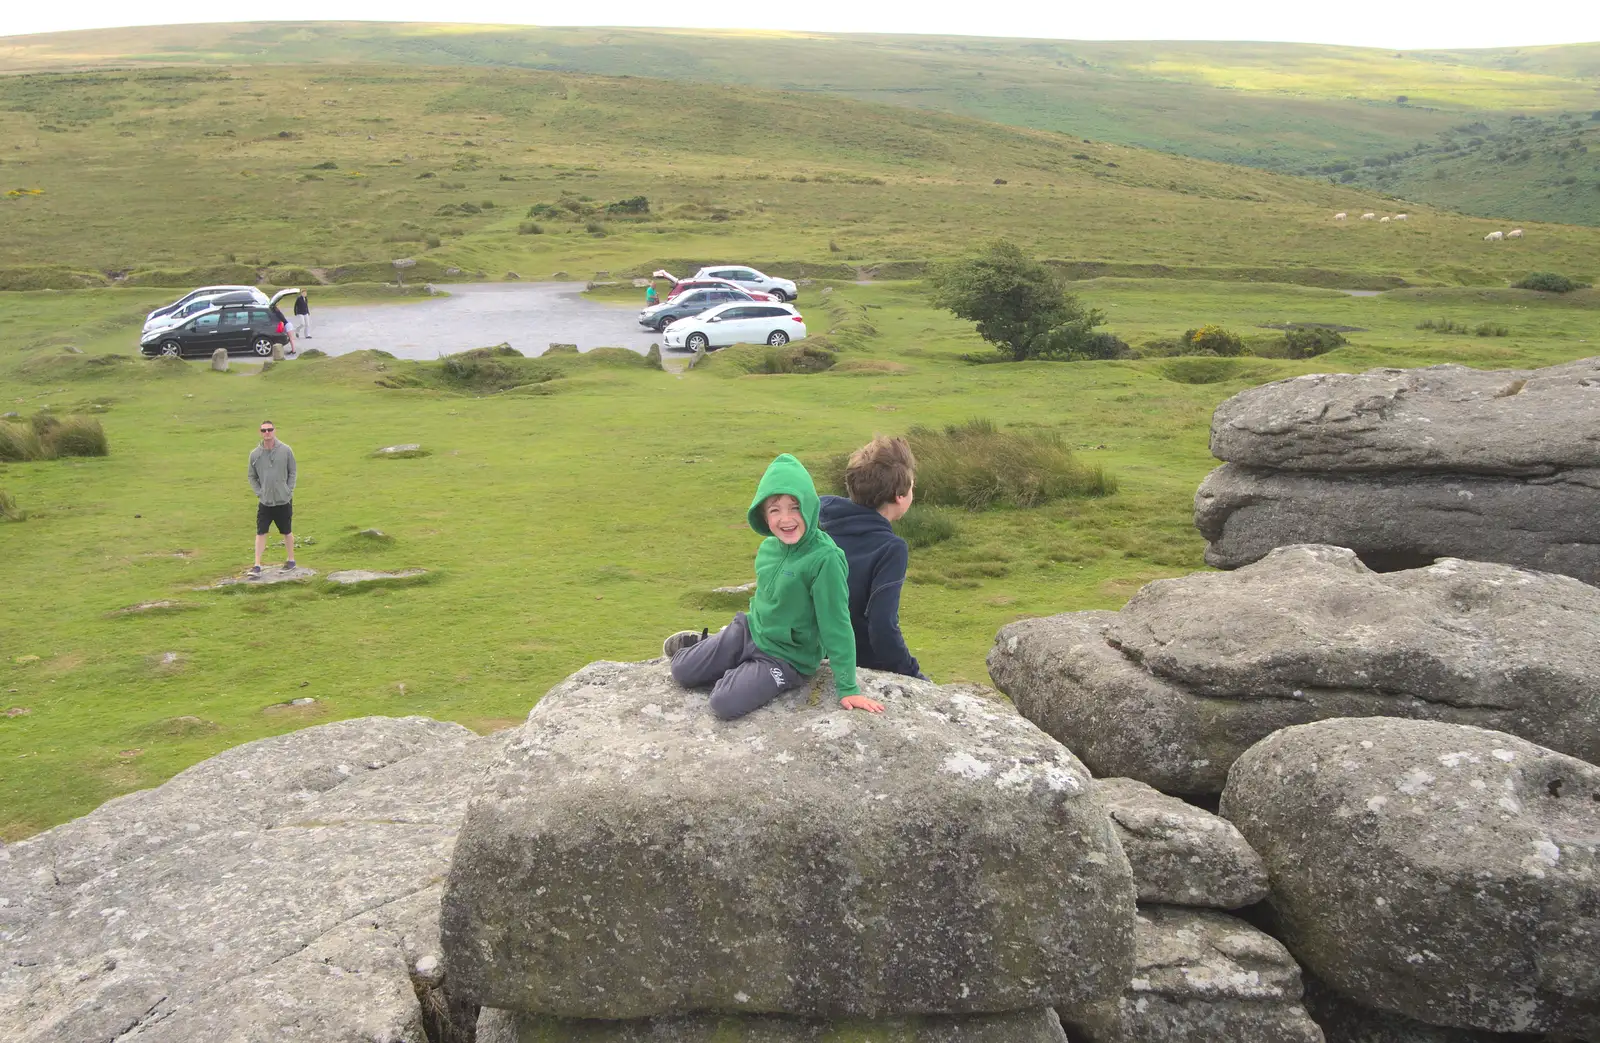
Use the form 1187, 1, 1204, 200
818, 436, 925, 680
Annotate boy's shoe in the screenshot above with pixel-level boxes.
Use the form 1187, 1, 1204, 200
662, 628, 708, 658
248, 564, 262, 578
282, 560, 297, 570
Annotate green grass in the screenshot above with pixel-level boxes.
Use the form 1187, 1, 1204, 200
5, 62, 1600, 291
6, 25, 1600, 221
3, 275, 1598, 838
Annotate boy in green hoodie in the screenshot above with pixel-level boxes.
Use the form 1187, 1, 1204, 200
665, 453, 886, 720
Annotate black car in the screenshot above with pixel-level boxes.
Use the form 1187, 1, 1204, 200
140, 299, 292, 358
638, 286, 752, 332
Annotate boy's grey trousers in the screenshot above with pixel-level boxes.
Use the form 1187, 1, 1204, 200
670, 612, 809, 720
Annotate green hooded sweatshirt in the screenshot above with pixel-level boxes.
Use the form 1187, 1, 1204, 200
745, 454, 861, 698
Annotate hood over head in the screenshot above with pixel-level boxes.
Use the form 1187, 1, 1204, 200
818, 494, 894, 538
748, 454, 822, 543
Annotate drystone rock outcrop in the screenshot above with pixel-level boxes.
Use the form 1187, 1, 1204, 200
1067, 905, 1324, 1043
988, 544, 1600, 794
1301, 979, 1524, 1043
1194, 358, 1600, 583
1097, 777, 1267, 909
1221, 717, 1600, 1038
442, 660, 1138, 1024
0, 716, 503, 1043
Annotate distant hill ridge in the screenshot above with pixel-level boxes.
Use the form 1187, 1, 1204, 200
2, 24, 1598, 224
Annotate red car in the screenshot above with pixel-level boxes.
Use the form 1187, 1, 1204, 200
667, 278, 777, 302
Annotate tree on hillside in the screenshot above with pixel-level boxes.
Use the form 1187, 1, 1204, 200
930, 240, 1118, 361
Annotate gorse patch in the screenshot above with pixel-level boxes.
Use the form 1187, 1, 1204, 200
0, 414, 108, 462
824, 418, 1114, 510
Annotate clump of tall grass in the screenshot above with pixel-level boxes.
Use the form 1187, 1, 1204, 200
0, 414, 108, 461
0, 489, 25, 522
824, 418, 1114, 510
893, 506, 959, 547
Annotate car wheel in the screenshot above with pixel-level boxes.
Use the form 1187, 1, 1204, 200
768, 289, 789, 302
686, 332, 710, 352
654, 319, 672, 333
767, 330, 790, 346
160, 340, 182, 357
253, 337, 275, 356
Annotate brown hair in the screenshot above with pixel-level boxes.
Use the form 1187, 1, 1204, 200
844, 436, 916, 508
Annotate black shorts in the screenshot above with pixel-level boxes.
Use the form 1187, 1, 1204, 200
256, 501, 293, 536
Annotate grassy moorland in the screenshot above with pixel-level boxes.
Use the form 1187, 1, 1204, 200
4, 273, 1598, 838
3, 51, 1600, 839
4, 63, 1599, 287
4, 22, 1599, 219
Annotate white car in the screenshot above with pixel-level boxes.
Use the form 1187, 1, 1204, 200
691, 265, 798, 302
144, 285, 266, 328
663, 301, 807, 352
143, 287, 297, 337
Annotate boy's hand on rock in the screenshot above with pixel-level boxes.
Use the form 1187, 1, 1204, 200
839, 695, 885, 714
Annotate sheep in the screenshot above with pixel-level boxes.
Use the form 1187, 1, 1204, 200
1361, 212, 1377, 220
1334, 212, 1348, 220
1485, 230, 1505, 242
1380, 216, 1392, 223
1508, 228, 1524, 239
1394, 213, 1408, 221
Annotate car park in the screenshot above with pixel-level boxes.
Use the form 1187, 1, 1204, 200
666, 278, 777, 303
690, 266, 798, 302
638, 285, 757, 331
662, 301, 807, 351
140, 288, 301, 359
144, 285, 266, 327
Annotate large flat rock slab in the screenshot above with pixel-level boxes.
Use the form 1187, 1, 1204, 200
1195, 463, 1600, 581
1221, 718, 1600, 1038
326, 567, 429, 586
0, 716, 502, 1043
1195, 359, 1600, 582
1209, 359, 1600, 475
442, 661, 1137, 1020
989, 545, 1600, 794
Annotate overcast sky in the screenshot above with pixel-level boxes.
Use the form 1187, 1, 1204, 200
3, 0, 1597, 50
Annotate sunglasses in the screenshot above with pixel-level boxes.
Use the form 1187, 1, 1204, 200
260, 427, 274, 433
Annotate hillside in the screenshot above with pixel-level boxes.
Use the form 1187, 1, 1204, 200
3, 24, 1599, 223
3, 62, 1598, 286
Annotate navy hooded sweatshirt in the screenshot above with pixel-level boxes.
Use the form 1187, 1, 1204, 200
818, 494, 921, 678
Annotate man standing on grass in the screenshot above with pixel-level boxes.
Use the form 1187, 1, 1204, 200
248, 421, 296, 577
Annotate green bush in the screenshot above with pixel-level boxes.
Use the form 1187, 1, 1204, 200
892, 506, 958, 548
517, 222, 544, 235
1474, 322, 1509, 337
930, 240, 1112, 361
824, 418, 1114, 510
1282, 327, 1348, 358
1512, 272, 1588, 293
584, 221, 608, 237
605, 195, 650, 215
704, 342, 837, 375
1417, 318, 1470, 333
1160, 358, 1280, 385
1181, 324, 1246, 356
0, 489, 25, 522
0, 414, 107, 461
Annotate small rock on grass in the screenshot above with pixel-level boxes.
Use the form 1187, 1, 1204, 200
373, 443, 430, 459
326, 568, 427, 586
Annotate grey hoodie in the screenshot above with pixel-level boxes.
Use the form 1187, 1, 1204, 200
248, 441, 296, 506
